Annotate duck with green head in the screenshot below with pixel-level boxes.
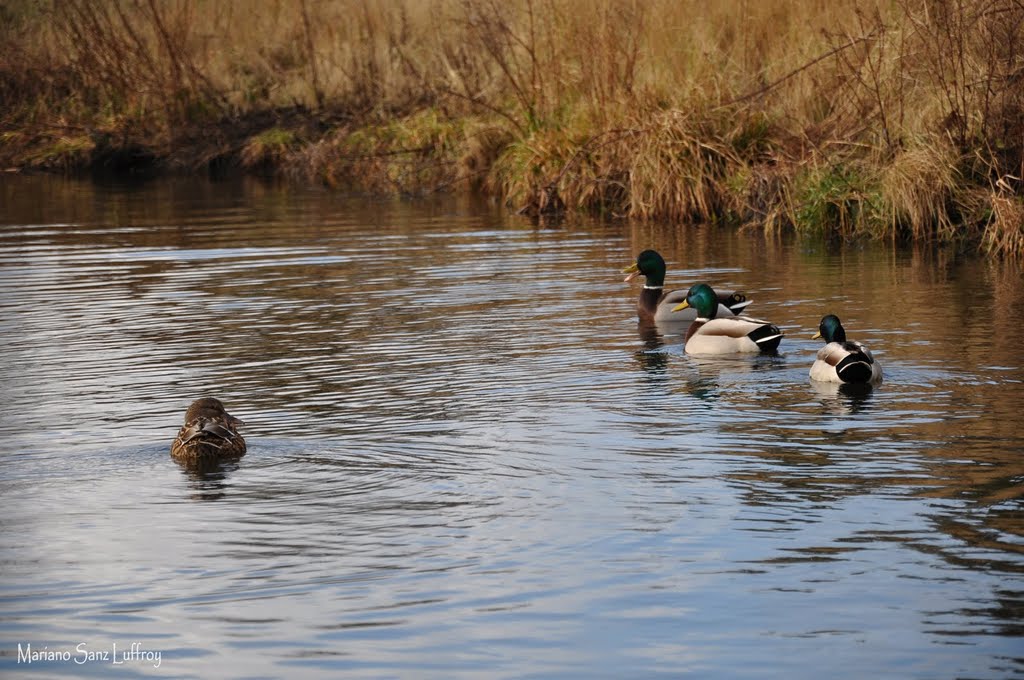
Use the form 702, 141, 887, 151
622, 250, 751, 323
672, 283, 783, 354
810, 315, 882, 384
171, 397, 246, 466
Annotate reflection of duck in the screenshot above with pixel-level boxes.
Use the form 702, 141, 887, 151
635, 323, 671, 375
171, 398, 246, 465
672, 283, 783, 354
180, 460, 242, 495
637, 322, 664, 351
809, 378, 875, 414
810, 315, 883, 384
622, 250, 750, 323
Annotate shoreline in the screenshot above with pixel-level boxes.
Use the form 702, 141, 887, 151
4, 106, 1019, 257
2, 0, 1021, 254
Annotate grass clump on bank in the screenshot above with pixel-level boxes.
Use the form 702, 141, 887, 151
0, 0, 1021, 255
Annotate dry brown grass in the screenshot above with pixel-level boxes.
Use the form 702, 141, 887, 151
1, 0, 1022, 253
879, 140, 961, 242
982, 187, 1024, 256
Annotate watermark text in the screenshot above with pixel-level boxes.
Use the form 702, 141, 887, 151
17, 642, 162, 668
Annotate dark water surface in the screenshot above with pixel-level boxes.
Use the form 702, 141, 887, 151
1, 175, 1022, 679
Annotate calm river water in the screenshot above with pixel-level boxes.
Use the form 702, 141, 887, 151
1, 175, 1022, 679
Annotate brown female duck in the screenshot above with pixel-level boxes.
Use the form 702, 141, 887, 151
170, 397, 246, 464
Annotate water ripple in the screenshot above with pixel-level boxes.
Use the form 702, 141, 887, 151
1, 176, 1022, 678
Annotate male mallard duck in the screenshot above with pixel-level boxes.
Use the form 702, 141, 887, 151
170, 397, 246, 464
672, 283, 783, 354
622, 250, 751, 323
810, 315, 882, 384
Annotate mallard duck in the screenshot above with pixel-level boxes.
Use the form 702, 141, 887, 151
170, 397, 246, 464
810, 315, 882, 384
622, 249, 751, 323
672, 283, 783, 354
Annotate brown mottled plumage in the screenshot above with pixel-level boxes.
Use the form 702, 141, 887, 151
170, 398, 246, 464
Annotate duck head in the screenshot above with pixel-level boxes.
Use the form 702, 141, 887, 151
671, 283, 720, 320
184, 397, 244, 428
813, 314, 847, 343
622, 250, 667, 286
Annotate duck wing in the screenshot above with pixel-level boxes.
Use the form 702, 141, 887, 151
653, 288, 695, 322
660, 288, 687, 306
816, 341, 877, 383
178, 419, 239, 445
691, 316, 783, 352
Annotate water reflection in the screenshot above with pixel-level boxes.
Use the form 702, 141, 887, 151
633, 323, 671, 378
179, 460, 244, 501
1, 175, 1023, 678
808, 379, 876, 415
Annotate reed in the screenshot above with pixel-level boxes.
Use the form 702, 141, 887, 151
1, 0, 1021, 254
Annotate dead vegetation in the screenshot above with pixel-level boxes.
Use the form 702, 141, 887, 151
0, 0, 1021, 254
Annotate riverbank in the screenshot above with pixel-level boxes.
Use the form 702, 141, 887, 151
2, 0, 1021, 254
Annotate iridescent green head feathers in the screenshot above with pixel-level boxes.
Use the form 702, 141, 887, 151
674, 283, 720, 319
622, 249, 667, 287
813, 314, 847, 343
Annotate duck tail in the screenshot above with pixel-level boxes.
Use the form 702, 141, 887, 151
836, 354, 874, 383
749, 324, 783, 352
722, 292, 752, 314
729, 299, 752, 314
